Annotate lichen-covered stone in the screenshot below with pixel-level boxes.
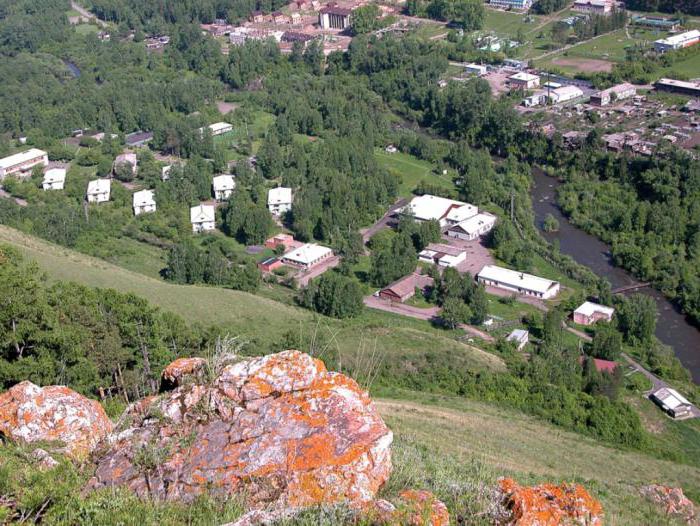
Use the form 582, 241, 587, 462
90, 350, 393, 511
0, 381, 113, 459
494, 478, 603, 526
641, 484, 696, 525
160, 357, 208, 390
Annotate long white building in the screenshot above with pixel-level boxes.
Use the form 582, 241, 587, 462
0, 148, 48, 179
401, 194, 477, 228
477, 265, 560, 299
654, 30, 700, 52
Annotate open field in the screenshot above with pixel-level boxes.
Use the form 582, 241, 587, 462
379, 395, 700, 524
0, 225, 504, 373
374, 150, 454, 198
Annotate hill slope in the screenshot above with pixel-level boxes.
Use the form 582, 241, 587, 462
0, 225, 505, 373
380, 396, 700, 525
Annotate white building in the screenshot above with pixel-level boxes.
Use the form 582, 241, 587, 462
488, 0, 532, 10
573, 0, 613, 14
268, 187, 293, 215
201, 122, 233, 137
0, 148, 48, 179
402, 195, 477, 228
86, 179, 111, 204
477, 265, 560, 299
319, 5, 352, 30
650, 388, 692, 418
447, 212, 497, 241
508, 72, 540, 90
133, 189, 156, 216
654, 30, 700, 53
281, 243, 332, 269
465, 64, 488, 77
547, 85, 584, 104
591, 83, 637, 106
212, 175, 236, 201
573, 301, 615, 326
42, 168, 66, 191
418, 243, 467, 268
190, 204, 216, 233
507, 329, 529, 351
162, 165, 172, 181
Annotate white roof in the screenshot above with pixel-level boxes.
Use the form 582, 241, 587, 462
268, 187, 293, 205
655, 30, 700, 46
0, 148, 47, 169
465, 63, 487, 70
87, 178, 111, 194
451, 212, 496, 235
43, 168, 66, 184
507, 329, 528, 342
445, 203, 478, 223
404, 194, 469, 222
552, 85, 583, 98
282, 243, 332, 265
212, 174, 236, 192
478, 265, 559, 295
653, 387, 691, 410
190, 204, 215, 223
133, 189, 156, 207
574, 301, 614, 317
509, 72, 539, 82
209, 122, 232, 132
657, 78, 700, 89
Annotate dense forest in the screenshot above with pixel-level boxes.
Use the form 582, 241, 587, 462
624, 0, 700, 16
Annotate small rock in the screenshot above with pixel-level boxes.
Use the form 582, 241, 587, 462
641, 484, 696, 525
493, 478, 603, 526
0, 381, 113, 459
31, 448, 59, 470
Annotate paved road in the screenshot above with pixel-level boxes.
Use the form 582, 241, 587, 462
363, 295, 495, 342
361, 198, 409, 244
71, 1, 108, 27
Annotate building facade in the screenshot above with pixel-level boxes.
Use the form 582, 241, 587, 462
133, 189, 156, 216
654, 30, 700, 53
190, 204, 216, 233
0, 149, 48, 179
281, 243, 332, 269
86, 179, 111, 203
477, 265, 560, 299
488, 0, 533, 11
212, 175, 236, 201
573, 301, 615, 326
42, 168, 66, 191
319, 5, 352, 30
268, 187, 293, 215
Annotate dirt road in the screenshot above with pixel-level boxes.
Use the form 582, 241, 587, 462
71, 1, 108, 27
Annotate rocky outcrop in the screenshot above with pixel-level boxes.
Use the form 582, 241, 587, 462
493, 478, 603, 526
372, 490, 450, 526
0, 381, 113, 459
160, 357, 208, 390
90, 350, 393, 512
641, 485, 696, 524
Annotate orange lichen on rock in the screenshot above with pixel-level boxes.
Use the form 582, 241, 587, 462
160, 357, 208, 390
641, 484, 696, 524
0, 381, 113, 459
496, 478, 603, 526
89, 350, 393, 511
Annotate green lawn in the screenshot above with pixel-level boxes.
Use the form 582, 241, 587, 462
374, 149, 454, 198
75, 24, 99, 35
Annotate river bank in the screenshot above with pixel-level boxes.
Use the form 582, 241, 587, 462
530, 167, 700, 384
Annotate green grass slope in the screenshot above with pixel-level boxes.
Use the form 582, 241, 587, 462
380, 395, 700, 525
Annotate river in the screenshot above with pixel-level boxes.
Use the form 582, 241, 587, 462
530, 168, 700, 383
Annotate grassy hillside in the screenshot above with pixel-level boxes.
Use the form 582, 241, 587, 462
380, 395, 700, 525
0, 225, 504, 374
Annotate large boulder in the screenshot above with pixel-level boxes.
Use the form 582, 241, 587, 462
493, 478, 603, 526
641, 485, 696, 524
90, 350, 393, 511
0, 381, 113, 459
